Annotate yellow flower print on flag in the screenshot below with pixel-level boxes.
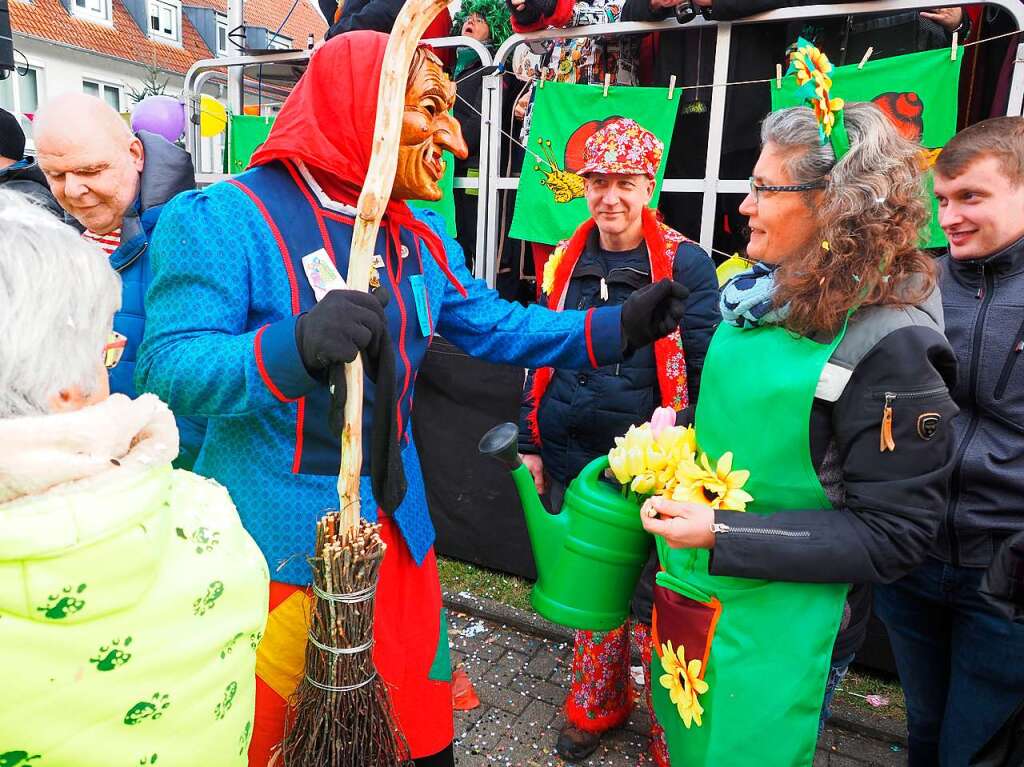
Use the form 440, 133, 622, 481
659, 640, 710, 729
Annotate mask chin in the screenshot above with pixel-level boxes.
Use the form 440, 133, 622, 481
393, 142, 443, 201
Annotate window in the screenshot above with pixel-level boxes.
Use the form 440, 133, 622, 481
148, 0, 180, 42
216, 15, 228, 56
266, 33, 292, 50
0, 67, 41, 149
82, 79, 122, 112
72, 0, 111, 23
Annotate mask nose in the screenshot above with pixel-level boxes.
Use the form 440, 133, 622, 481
436, 112, 469, 161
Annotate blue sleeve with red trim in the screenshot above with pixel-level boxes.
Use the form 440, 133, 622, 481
418, 210, 624, 370
136, 183, 318, 416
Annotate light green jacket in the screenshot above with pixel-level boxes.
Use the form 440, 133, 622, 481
0, 395, 269, 767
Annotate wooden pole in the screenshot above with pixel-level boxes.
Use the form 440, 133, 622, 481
338, 0, 449, 532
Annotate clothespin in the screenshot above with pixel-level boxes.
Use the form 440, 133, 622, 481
951, 31, 959, 61
539, 69, 547, 89
603, 73, 611, 98
668, 74, 677, 101
775, 63, 782, 90
858, 46, 873, 70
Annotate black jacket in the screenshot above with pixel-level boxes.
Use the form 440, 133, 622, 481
705, 286, 958, 659
519, 230, 719, 485
0, 158, 63, 218
938, 237, 1024, 567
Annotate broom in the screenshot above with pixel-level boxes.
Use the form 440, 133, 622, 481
279, 0, 451, 762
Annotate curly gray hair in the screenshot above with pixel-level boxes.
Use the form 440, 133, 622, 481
0, 191, 122, 417
758, 103, 934, 335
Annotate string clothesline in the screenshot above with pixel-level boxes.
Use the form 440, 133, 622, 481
453, 24, 1022, 213
514, 25, 1024, 94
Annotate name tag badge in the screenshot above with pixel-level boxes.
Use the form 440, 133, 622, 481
409, 274, 432, 337
301, 249, 346, 302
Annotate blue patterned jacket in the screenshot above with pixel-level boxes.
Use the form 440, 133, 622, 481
137, 160, 623, 585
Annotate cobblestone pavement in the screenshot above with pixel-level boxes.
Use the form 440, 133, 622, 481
447, 610, 908, 767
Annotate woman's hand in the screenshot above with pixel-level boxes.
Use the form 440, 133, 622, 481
640, 496, 716, 549
920, 7, 963, 32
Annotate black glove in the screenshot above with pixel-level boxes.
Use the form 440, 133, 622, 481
506, 0, 557, 27
297, 288, 407, 515
620, 279, 690, 355
294, 289, 388, 381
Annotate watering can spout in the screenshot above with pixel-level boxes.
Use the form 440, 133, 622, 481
479, 423, 567, 584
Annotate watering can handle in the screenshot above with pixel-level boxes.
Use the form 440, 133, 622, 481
576, 453, 611, 485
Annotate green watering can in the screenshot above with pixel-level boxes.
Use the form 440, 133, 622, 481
479, 423, 652, 631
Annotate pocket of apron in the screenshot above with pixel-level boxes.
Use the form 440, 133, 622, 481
652, 570, 722, 678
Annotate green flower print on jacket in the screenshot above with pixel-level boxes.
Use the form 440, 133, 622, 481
193, 581, 224, 616
0, 752, 41, 767
123, 693, 171, 725
90, 636, 132, 671
214, 681, 238, 720
36, 584, 86, 619
175, 526, 221, 554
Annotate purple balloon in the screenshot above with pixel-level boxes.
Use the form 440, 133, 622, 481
131, 95, 186, 143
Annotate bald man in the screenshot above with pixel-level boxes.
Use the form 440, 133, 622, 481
35, 93, 204, 468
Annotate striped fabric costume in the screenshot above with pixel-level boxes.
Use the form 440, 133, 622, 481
136, 32, 625, 764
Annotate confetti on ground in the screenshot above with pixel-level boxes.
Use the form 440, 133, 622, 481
445, 611, 909, 766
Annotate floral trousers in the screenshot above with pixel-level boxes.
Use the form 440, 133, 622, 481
564, 620, 670, 767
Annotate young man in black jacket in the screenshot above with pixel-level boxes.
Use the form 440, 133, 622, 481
874, 116, 1024, 767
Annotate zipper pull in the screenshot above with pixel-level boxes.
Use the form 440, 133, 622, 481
1016, 341, 1023, 354
600, 277, 609, 302
710, 522, 730, 534
880, 392, 896, 452
976, 264, 986, 300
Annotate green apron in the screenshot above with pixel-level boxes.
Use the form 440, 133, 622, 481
650, 320, 850, 766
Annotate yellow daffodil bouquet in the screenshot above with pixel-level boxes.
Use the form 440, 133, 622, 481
607, 406, 754, 512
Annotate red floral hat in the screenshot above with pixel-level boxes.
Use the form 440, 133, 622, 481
577, 118, 664, 179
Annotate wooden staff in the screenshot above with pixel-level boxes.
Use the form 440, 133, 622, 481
338, 0, 450, 532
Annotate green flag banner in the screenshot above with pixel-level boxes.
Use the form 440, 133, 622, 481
409, 150, 457, 238
510, 82, 680, 246
771, 45, 963, 248
228, 114, 276, 175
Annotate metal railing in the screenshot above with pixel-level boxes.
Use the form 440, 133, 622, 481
184, 1, 1024, 286
181, 36, 494, 265
481, 0, 1024, 286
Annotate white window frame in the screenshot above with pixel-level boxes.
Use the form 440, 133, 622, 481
72, 0, 112, 25
82, 78, 123, 112
216, 14, 229, 56
266, 32, 292, 50
147, 0, 181, 43
0, 65, 44, 153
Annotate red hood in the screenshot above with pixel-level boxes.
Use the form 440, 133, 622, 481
251, 30, 386, 184
249, 30, 467, 297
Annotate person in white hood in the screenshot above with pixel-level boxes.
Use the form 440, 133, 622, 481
0, 190, 269, 766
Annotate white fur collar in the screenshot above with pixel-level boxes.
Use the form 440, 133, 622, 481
0, 393, 179, 505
